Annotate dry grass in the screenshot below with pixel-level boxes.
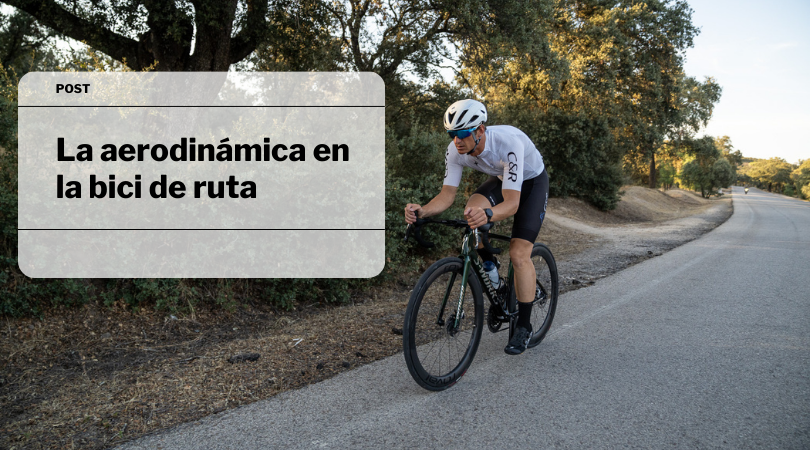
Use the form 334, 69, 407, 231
1, 292, 411, 449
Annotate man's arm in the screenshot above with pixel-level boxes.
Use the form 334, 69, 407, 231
421, 185, 458, 217
491, 189, 520, 221
405, 185, 458, 223
464, 188, 519, 228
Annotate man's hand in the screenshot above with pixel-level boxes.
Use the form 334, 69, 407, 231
464, 206, 488, 229
404, 204, 422, 224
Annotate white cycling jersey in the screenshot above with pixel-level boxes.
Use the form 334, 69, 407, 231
443, 125, 545, 191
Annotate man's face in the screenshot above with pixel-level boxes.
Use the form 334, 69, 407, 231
451, 126, 481, 154
453, 134, 475, 154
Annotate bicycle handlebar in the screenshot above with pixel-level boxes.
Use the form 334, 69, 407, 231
404, 217, 502, 255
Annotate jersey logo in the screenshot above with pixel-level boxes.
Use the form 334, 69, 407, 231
507, 152, 518, 182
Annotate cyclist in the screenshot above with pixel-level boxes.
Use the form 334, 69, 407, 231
404, 99, 549, 355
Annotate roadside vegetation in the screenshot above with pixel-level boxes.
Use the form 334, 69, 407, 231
736, 157, 810, 199
0, 0, 800, 318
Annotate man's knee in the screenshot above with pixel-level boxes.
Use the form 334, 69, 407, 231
466, 193, 492, 209
509, 239, 533, 268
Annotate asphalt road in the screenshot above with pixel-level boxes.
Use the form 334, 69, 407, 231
120, 186, 810, 449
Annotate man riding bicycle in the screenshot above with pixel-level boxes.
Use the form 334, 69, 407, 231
404, 99, 549, 355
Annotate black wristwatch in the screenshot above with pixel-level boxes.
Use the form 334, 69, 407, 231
484, 208, 493, 223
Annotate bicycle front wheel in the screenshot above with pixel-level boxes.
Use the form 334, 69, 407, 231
527, 243, 558, 348
403, 257, 484, 391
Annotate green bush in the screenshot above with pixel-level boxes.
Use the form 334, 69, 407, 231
507, 107, 623, 210
383, 124, 480, 277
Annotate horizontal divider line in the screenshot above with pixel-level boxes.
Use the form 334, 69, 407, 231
19, 228, 385, 231
19, 105, 384, 108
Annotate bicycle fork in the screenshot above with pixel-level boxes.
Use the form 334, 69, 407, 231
435, 257, 471, 335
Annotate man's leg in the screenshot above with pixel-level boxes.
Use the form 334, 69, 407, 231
503, 237, 536, 355
503, 171, 548, 355
465, 193, 493, 214
465, 193, 498, 261
510, 237, 535, 311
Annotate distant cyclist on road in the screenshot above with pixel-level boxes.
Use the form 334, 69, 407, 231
404, 99, 549, 355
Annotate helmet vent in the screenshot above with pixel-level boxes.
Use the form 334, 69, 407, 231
469, 115, 479, 123
447, 112, 455, 124
456, 109, 468, 123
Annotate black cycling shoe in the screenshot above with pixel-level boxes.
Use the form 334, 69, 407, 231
504, 324, 533, 355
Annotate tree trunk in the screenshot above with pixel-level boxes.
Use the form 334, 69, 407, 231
649, 152, 657, 188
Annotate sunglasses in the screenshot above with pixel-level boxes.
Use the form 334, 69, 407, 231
447, 126, 478, 140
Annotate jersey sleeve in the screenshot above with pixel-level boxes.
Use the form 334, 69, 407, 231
443, 144, 463, 187
501, 134, 525, 191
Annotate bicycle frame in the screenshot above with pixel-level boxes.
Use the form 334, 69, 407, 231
446, 228, 516, 332
404, 218, 519, 334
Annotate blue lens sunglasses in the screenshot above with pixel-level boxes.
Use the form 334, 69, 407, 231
447, 126, 478, 140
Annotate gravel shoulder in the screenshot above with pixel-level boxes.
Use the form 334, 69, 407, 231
0, 187, 732, 450
547, 189, 733, 288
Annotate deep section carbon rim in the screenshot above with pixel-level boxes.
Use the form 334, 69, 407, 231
403, 257, 483, 391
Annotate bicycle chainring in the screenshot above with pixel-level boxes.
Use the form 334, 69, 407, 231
487, 305, 507, 333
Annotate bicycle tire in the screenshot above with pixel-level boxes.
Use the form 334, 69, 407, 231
403, 257, 484, 391
527, 243, 558, 348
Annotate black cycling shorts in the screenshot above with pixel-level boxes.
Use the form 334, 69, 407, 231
473, 169, 549, 243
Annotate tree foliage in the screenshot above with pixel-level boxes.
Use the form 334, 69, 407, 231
460, 0, 720, 205
677, 135, 733, 198
744, 157, 794, 193
790, 159, 810, 199
0, 8, 62, 72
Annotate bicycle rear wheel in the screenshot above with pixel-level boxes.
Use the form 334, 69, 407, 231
527, 243, 558, 348
403, 257, 484, 391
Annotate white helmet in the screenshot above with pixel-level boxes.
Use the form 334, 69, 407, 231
443, 99, 487, 131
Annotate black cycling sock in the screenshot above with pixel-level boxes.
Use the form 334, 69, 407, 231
518, 301, 533, 329
478, 248, 497, 265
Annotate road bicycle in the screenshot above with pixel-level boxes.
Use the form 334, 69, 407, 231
402, 217, 558, 391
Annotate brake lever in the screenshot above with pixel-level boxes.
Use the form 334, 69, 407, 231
404, 209, 419, 243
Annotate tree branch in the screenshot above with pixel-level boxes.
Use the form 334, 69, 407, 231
323, 2, 350, 50
230, 0, 269, 65
349, 0, 371, 70
2, 0, 141, 69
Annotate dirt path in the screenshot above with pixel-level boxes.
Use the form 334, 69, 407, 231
0, 188, 732, 450
548, 198, 732, 286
